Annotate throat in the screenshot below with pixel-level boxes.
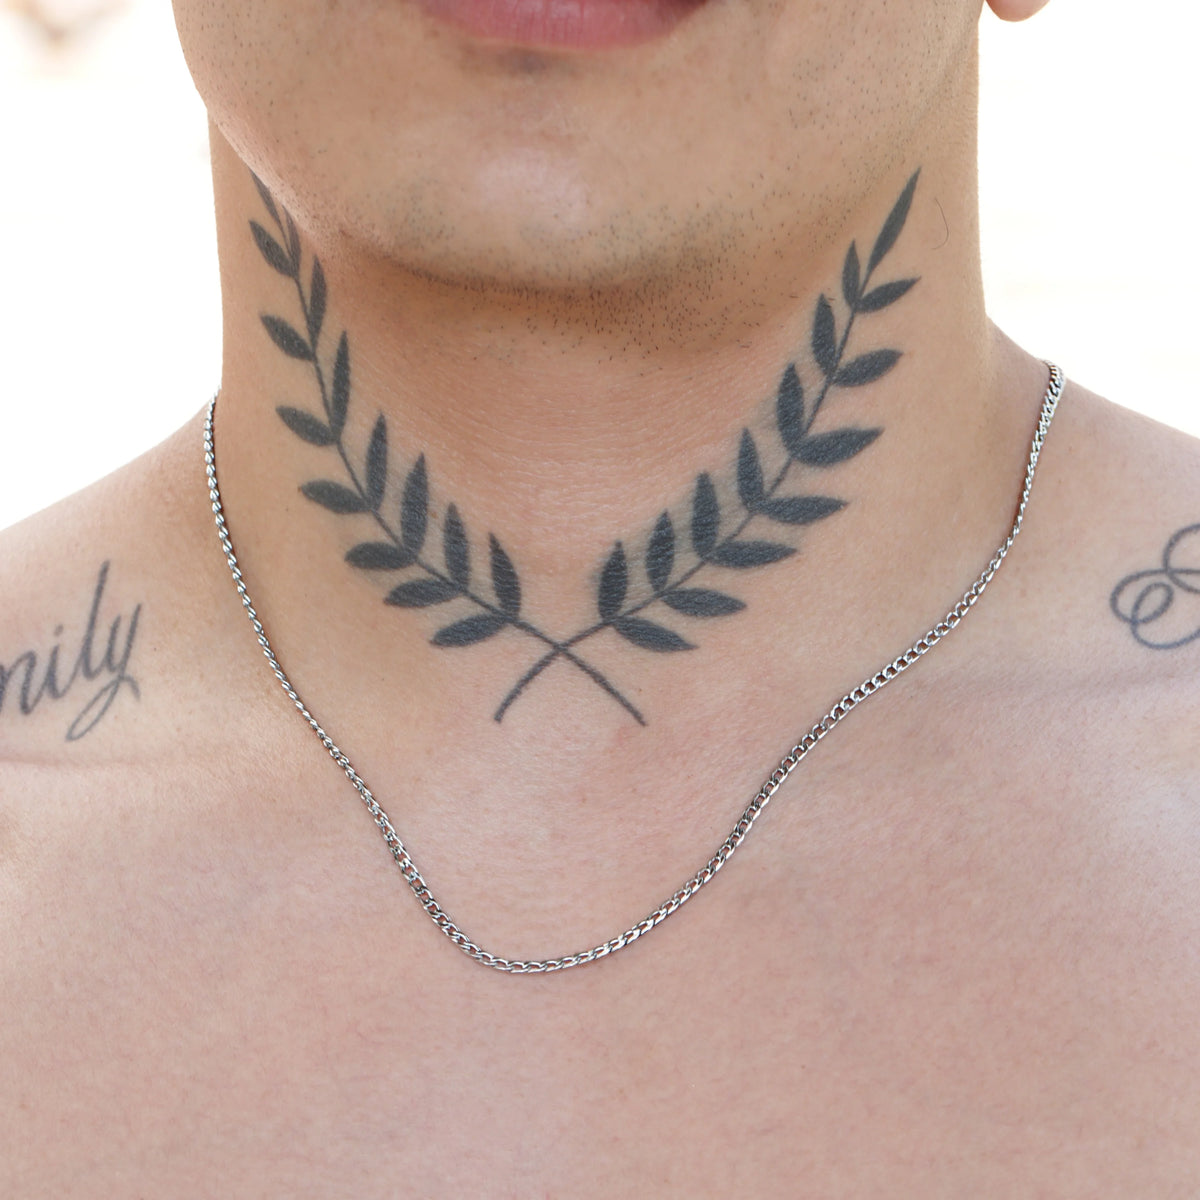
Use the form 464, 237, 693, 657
205, 165, 1029, 738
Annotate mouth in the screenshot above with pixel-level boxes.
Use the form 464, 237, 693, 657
414, 0, 710, 50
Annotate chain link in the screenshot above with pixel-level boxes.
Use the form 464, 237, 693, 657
205, 363, 1063, 973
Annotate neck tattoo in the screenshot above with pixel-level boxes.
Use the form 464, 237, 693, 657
208, 209, 1064, 967
250, 170, 922, 725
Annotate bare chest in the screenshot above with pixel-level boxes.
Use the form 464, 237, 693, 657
5, 766, 1200, 1200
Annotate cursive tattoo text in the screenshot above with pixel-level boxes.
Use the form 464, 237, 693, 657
0, 561, 142, 740
1110, 523, 1200, 650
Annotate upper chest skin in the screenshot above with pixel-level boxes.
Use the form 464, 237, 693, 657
3, 389, 1199, 1195
4, 677, 1199, 1199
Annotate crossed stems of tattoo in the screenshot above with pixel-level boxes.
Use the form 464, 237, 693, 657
252, 170, 921, 724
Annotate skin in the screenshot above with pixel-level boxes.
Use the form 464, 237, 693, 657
2, 0, 1199, 1193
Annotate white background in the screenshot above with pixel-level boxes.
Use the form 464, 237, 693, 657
0, 0, 1197, 531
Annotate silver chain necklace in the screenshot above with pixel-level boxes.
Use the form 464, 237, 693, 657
204, 362, 1063, 974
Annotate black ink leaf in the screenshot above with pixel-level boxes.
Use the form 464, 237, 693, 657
301, 480, 369, 514
646, 511, 675, 593
661, 588, 745, 617
795, 427, 881, 466
345, 542, 415, 570
250, 221, 295, 278
708, 541, 795, 568
737, 429, 765, 511
385, 579, 460, 607
365, 415, 388, 510
776, 364, 807, 459
598, 542, 628, 621
868, 169, 919, 273
759, 495, 845, 525
261, 315, 312, 360
842, 240, 861, 308
612, 616, 694, 652
400, 454, 428, 554
835, 349, 900, 387
489, 535, 521, 618
432, 613, 507, 647
857, 278, 918, 313
308, 257, 327, 345
812, 295, 838, 378
443, 504, 470, 588
283, 209, 301, 271
330, 332, 350, 436
276, 406, 335, 446
251, 172, 279, 225
691, 474, 720, 558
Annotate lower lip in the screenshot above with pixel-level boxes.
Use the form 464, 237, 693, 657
415, 0, 707, 50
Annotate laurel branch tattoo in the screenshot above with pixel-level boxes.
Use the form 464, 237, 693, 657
251, 169, 921, 724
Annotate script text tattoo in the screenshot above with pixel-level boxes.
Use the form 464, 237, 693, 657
1110, 523, 1200, 650
0, 562, 141, 740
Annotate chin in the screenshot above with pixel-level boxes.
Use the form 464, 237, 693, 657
308, 154, 717, 296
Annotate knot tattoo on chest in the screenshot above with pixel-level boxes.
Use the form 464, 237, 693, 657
252, 171, 921, 725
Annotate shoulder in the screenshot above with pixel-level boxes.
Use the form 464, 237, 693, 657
916, 373, 1200, 1032
1031, 377, 1200, 677
0, 413, 318, 965
0, 412, 265, 774
962, 373, 1200, 794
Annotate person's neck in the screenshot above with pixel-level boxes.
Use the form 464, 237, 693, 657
205, 127, 1044, 754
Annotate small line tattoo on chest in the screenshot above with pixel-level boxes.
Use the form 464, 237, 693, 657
250, 170, 923, 724
0, 562, 142, 741
1110, 523, 1200, 650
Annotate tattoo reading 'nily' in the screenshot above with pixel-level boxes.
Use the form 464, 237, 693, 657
1110, 523, 1200, 650
0, 562, 141, 741
251, 171, 921, 724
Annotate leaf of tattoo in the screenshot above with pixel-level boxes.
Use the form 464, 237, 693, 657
251, 221, 296, 278
330, 333, 350, 436
842, 240, 861, 308
346, 542, 415, 570
444, 505, 470, 588
868, 168, 920, 272
758, 496, 846, 525
489, 535, 522, 618
708, 541, 796, 568
835, 349, 901, 388
660, 588, 745, 617
261, 315, 312, 360
737, 430, 766, 511
691, 474, 720, 558
776, 366, 807, 459
793, 428, 881, 467
365, 416, 388, 510
812, 295, 838, 378
301, 480, 370, 514
386, 579, 460, 608
646, 512, 675, 594
308, 258, 327, 346
598, 543, 628, 621
857, 278, 918, 313
612, 616, 694, 653
432, 613, 508, 647
277, 406, 336, 446
251, 171, 280, 225
400, 455, 428, 554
